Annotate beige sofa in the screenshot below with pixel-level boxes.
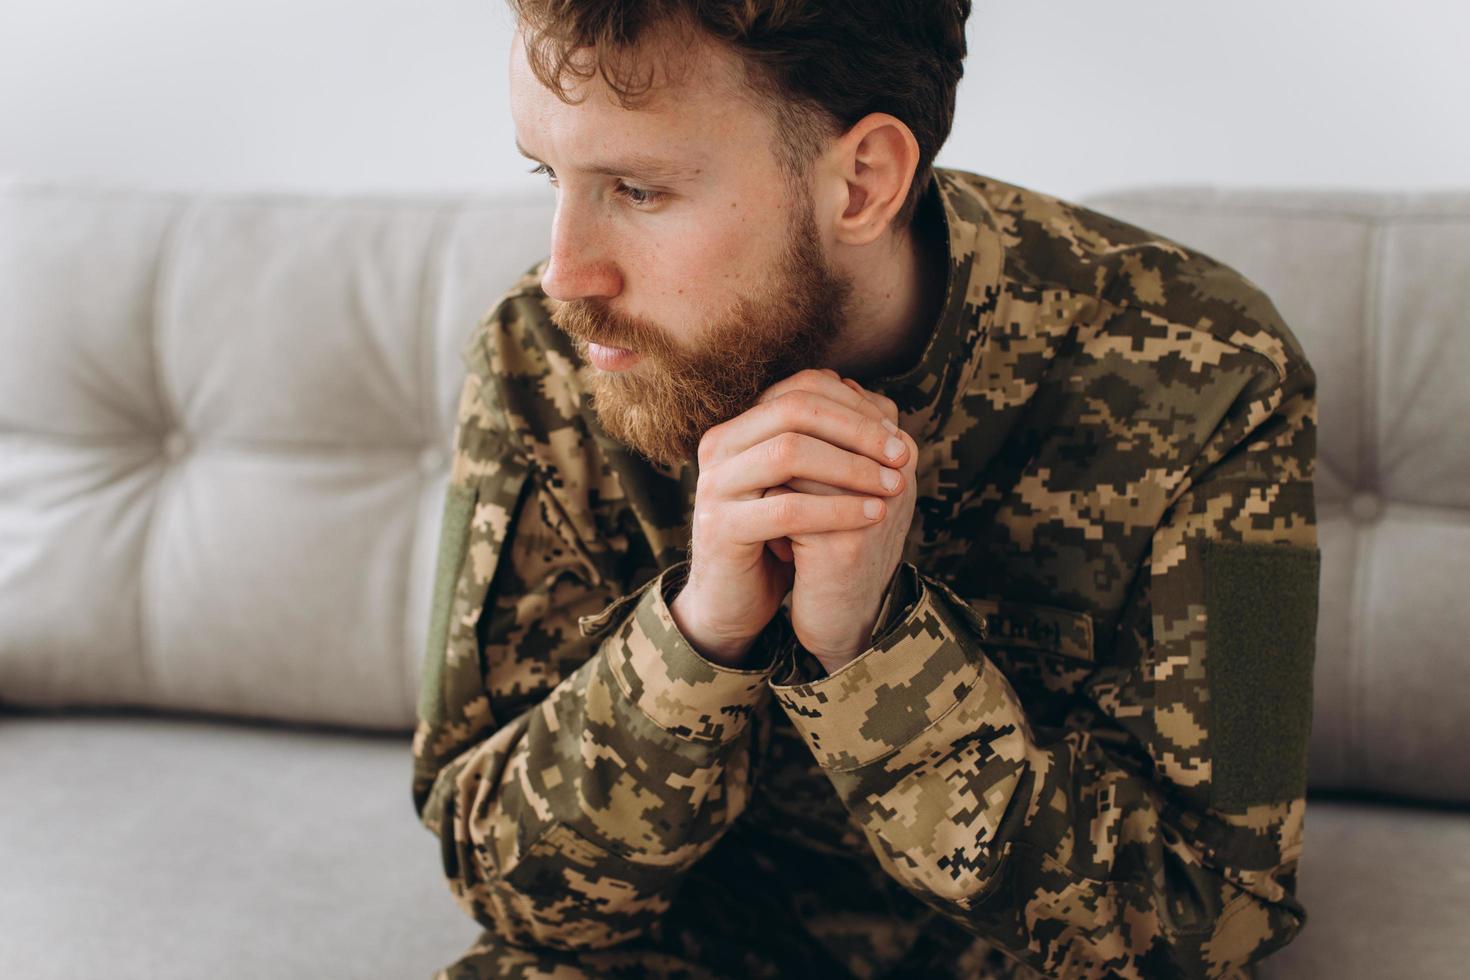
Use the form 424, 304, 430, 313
2, 176, 1467, 978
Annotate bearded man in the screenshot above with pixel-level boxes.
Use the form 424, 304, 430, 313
411, 3, 1321, 978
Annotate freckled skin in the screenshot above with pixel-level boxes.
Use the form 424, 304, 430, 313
507, 30, 799, 348
506, 26, 924, 387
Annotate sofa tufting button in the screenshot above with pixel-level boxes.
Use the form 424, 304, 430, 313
162, 431, 189, 459
1348, 491, 1383, 523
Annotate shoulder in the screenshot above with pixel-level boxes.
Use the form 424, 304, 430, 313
458, 257, 559, 381
946, 169, 1313, 387
457, 257, 591, 449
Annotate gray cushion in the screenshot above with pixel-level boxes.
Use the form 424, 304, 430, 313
1257, 794, 1470, 979
0, 181, 554, 730
0, 712, 479, 979
4, 712, 1463, 979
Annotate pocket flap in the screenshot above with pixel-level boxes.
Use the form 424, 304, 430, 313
965, 596, 1096, 663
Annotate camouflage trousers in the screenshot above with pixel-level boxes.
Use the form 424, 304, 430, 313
428, 824, 1026, 980
432, 926, 1018, 980
430, 906, 860, 980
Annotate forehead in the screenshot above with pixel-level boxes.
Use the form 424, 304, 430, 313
508, 25, 770, 151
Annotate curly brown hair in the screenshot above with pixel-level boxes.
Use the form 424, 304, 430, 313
507, 1, 971, 231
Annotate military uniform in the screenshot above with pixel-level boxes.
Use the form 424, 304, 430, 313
410, 166, 1320, 979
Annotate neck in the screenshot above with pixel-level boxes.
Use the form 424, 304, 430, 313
823, 198, 948, 385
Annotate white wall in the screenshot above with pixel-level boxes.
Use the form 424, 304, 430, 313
1, 0, 1464, 201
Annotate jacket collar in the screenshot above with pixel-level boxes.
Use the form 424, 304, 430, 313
867, 167, 1005, 446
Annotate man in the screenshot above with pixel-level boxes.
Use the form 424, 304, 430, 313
412, 2, 1320, 977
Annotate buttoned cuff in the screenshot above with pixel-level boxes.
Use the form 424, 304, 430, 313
577, 559, 781, 747
770, 560, 923, 687
768, 567, 991, 771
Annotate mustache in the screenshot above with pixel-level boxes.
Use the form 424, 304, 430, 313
550, 299, 676, 358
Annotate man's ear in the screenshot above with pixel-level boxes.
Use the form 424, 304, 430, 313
826, 113, 920, 247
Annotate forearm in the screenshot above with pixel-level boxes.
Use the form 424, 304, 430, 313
420, 560, 787, 949
772, 566, 1307, 976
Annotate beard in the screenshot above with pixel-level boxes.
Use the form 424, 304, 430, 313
548, 185, 856, 469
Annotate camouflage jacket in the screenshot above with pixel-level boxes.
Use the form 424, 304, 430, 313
411, 166, 1320, 979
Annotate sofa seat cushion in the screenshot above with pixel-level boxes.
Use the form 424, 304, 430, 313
4, 711, 1467, 979
1259, 793, 1470, 979
0, 711, 479, 979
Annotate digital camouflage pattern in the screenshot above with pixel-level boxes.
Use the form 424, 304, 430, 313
411, 166, 1320, 979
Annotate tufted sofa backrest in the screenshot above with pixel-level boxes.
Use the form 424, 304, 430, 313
1083, 186, 1470, 807
0, 179, 553, 731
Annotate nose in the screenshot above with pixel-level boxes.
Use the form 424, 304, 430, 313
539, 199, 622, 303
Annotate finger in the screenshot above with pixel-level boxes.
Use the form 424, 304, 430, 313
720, 430, 905, 499
727, 491, 885, 544
761, 486, 797, 562
756, 367, 888, 424
781, 476, 844, 496
705, 388, 909, 473
841, 377, 899, 425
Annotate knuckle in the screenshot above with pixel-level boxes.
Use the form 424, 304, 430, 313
697, 426, 721, 466
769, 430, 801, 465
770, 393, 799, 427
797, 367, 829, 387
771, 495, 799, 529
777, 389, 817, 424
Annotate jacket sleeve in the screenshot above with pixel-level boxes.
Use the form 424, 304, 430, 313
768, 359, 1320, 978
411, 362, 787, 951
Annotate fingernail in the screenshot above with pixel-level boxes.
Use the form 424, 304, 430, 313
880, 467, 900, 491
880, 418, 899, 435
863, 499, 882, 520
884, 436, 904, 461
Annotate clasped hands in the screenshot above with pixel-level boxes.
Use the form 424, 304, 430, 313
669, 367, 919, 676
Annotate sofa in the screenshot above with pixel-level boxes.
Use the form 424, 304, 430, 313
2, 174, 1466, 979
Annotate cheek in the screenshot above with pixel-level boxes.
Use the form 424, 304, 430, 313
641, 205, 775, 307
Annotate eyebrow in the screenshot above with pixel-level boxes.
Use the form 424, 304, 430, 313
515, 139, 704, 184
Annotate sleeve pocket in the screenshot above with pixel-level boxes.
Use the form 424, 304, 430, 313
974, 597, 1095, 663
936, 583, 1095, 664
418, 482, 481, 726
1203, 540, 1320, 810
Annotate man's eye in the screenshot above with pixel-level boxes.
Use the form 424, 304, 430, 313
616, 183, 662, 207
525, 163, 661, 208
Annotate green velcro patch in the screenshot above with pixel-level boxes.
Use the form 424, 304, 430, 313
1204, 539, 1321, 811
417, 482, 479, 726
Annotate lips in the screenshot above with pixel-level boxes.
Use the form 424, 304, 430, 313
586, 341, 641, 371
